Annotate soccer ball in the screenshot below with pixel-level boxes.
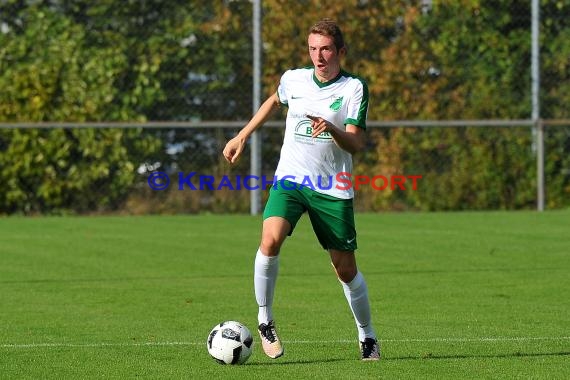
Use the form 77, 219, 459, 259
207, 321, 253, 365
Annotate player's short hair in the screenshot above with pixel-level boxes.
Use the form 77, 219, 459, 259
309, 18, 345, 52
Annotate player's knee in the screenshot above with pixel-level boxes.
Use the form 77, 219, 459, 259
337, 268, 357, 283
260, 236, 282, 256
330, 250, 357, 282
260, 217, 290, 256
333, 262, 357, 283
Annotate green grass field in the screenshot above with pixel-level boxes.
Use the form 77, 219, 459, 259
1, 211, 569, 379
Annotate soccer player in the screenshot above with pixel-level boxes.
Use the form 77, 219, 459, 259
222, 18, 379, 361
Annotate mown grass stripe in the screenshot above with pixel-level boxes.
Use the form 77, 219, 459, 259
3, 336, 569, 349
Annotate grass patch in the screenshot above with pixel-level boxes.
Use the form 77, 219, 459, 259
1, 211, 569, 378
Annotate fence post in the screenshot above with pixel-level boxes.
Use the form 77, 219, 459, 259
250, 0, 262, 215
536, 119, 545, 211
531, 0, 543, 211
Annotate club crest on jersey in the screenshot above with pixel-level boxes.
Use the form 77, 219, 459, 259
294, 120, 332, 144
329, 96, 343, 112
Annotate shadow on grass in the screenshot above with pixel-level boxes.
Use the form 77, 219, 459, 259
245, 351, 570, 365
385, 351, 570, 361
246, 357, 351, 366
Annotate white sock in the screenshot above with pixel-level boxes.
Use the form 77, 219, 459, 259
340, 271, 376, 342
254, 248, 279, 325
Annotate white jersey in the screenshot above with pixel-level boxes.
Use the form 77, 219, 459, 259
275, 67, 369, 199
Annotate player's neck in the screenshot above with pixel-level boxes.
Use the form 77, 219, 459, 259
315, 68, 341, 83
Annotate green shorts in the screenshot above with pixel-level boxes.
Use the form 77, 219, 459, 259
263, 180, 357, 251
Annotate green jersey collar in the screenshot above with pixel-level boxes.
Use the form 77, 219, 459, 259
312, 68, 343, 88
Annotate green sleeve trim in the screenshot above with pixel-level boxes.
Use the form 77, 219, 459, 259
344, 72, 369, 130
345, 118, 366, 130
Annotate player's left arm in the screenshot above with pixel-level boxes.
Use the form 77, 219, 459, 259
306, 117, 365, 154
308, 78, 368, 154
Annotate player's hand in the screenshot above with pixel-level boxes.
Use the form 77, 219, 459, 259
306, 114, 334, 138
223, 136, 246, 164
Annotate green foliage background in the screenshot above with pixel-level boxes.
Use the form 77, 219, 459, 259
0, 0, 568, 214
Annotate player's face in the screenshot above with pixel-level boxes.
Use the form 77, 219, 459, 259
308, 33, 345, 82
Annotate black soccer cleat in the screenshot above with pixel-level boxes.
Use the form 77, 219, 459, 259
360, 338, 380, 360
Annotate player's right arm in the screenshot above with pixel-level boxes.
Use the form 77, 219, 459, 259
223, 92, 281, 164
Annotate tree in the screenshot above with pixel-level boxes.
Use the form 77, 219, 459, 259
0, 0, 567, 213
0, 2, 162, 213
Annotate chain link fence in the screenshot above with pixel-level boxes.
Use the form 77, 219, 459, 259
121, 121, 569, 214
0, 1, 569, 214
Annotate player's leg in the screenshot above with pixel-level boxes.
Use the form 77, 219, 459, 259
254, 216, 289, 359
256, 216, 290, 325
329, 249, 380, 360
306, 190, 379, 360
255, 183, 306, 358
330, 250, 377, 346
